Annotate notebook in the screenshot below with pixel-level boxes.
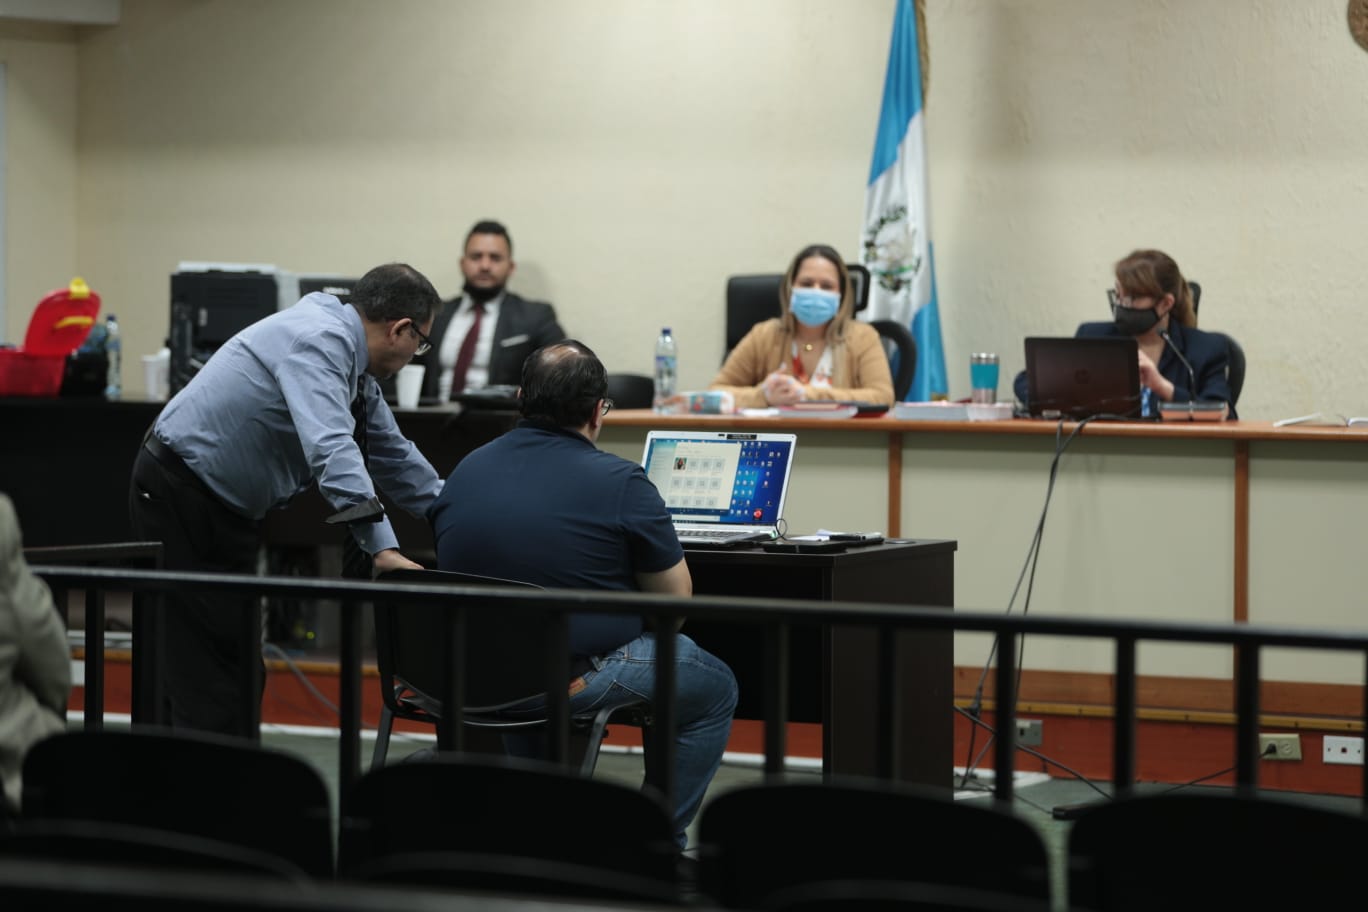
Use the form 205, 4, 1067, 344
641, 430, 797, 547
1024, 336, 1142, 420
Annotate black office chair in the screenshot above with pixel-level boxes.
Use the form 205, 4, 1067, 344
338, 755, 680, 903
604, 372, 654, 410
371, 568, 647, 773
870, 320, 917, 401
1068, 792, 1368, 910
19, 729, 334, 878
0, 819, 310, 881
697, 780, 1052, 910
1209, 331, 1245, 408
723, 263, 872, 358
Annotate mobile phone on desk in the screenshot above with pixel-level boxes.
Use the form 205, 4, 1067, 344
822, 531, 885, 546
762, 539, 848, 554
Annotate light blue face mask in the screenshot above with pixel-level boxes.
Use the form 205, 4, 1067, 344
790, 288, 841, 327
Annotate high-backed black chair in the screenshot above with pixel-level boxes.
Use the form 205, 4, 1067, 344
18, 729, 334, 878
1068, 792, 1368, 910
870, 320, 917, 401
338, 756, 679, 903
371, 568, 646, 772
1210, 331, 1245, 408
724, 263, 871, 358
605, 372, 654, 410
697, 781, 1052, 910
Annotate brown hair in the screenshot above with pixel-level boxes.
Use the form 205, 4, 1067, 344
1114, 249, 1196, 328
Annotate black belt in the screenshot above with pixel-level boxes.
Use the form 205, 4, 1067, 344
569, 655, 595, 680
143, 433, 203, 486
142, 433, 245, 518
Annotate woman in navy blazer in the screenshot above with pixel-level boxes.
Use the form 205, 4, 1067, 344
1014, 249, 1236, 419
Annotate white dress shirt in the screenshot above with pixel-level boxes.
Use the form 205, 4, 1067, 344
437, 292, 505, 398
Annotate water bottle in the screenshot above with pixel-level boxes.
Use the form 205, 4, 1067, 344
653, 327, 677, 414
103, 313, 122, 399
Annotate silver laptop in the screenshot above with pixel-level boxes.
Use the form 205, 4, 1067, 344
641, 430, 797, 547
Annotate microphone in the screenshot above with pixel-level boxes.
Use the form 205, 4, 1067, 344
1158, 329, 1197, 404
1157, 329, 1228, 421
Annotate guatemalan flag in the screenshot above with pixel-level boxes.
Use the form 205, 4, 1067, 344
862, 0, 946, 401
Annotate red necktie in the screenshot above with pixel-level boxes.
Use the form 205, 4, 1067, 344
449, 302, 485, 397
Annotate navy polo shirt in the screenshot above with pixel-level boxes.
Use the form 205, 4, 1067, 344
429, 419, 684, 657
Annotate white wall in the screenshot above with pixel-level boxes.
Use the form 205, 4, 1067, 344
16, 0, 1362, 420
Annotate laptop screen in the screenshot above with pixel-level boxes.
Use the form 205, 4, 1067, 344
642, 431, 796, 526
1024, 336, 1142, 419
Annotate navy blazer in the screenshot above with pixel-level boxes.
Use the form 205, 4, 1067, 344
1013, 321, 1237, 419
416, 292, 565, 398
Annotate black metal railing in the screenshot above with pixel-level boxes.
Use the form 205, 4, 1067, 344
30, 563, 1368, 819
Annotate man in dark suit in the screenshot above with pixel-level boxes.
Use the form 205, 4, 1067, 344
416, 220, 565, 400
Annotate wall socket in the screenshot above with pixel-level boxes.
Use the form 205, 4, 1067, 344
1016, 719, 1043, 747
1324, 735, 1365, 766
1258, 733, 1302, 761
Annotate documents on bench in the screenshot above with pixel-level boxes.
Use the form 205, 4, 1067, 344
1272, 412, 1368, 427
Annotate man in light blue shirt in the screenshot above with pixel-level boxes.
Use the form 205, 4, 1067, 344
129, 262, 443, 736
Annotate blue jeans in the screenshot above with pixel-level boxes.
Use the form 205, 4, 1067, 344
503, 632, 737, 848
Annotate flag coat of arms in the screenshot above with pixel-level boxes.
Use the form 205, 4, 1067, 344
862, 0, 946, 402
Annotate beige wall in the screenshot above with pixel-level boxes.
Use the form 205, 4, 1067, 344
0, 19, 77, 344
5, 1, 1367, 421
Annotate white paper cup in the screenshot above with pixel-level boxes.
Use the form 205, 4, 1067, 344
141, 353, 170, 400
396, 364, 426, 409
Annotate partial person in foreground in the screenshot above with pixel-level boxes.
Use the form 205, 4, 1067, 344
1013, 249, 1236, 419
710, 243, 894, 408
129, 263, 445, 737
0, 492, 71, 812
429, 341, 737, 849
414, 219, 566, 400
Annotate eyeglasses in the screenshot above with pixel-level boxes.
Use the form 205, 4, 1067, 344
600, 398, 614, 417
407, 322, 432, 356
1106, 288, 1149, 313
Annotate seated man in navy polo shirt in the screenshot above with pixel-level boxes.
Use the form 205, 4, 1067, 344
428, 340, 737, 849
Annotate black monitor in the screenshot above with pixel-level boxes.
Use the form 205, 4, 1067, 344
169, 270, 281, 394
297, 276, 359, 305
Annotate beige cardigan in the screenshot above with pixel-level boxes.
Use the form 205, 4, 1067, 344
0, 493, 70, 810
709, 318, 895, 409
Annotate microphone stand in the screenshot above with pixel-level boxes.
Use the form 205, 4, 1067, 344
1157, 329, 1227, 421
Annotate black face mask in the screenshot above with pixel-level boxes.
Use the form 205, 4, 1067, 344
1111, 302, 1162, 336
464, 282, 505, 305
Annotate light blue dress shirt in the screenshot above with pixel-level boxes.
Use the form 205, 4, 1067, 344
154, 293, 442, 555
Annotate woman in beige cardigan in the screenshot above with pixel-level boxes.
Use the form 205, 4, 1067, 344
0, 493, 70, 812
710, 244, 894, 409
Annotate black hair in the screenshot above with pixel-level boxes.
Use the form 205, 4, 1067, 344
519, 340, 607, 428
465, 220, 514, 258
350, 263, 440, 325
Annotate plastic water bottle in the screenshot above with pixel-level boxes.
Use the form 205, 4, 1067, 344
103, 313, 122, 399
653, 327, 677, 414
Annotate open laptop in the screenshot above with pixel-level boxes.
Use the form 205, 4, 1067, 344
641, 430, 797, 548
1024, 336, 1143, 420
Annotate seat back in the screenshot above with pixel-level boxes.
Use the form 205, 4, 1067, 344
604, 372, 654, 410
339, 756, 679, 903
1210, 331, 1245, 407
374, 568, 551, 714
20, 729, 333, 878
697, 780, 1052, 909
724, 263, 872, 357
870, 320, 918, 401
1068, 792, 1368, 910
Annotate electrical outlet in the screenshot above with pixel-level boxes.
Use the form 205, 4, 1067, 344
1258, 733, 1302, 761
1016, 719, 1043, 747
1324, 735, 1365, 766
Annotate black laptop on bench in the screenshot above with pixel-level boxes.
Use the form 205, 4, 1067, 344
1023, 337, 1142, 420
